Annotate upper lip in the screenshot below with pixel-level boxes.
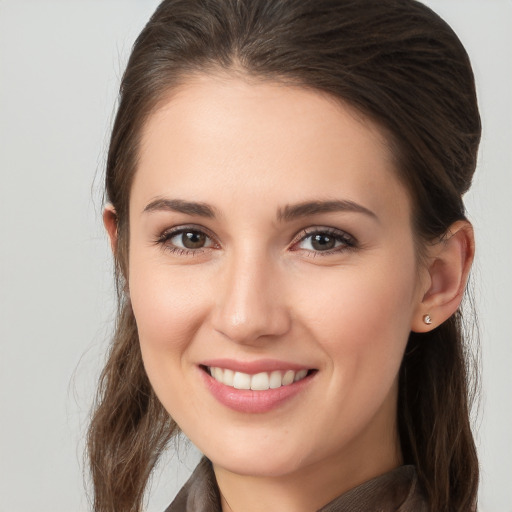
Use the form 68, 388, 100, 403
200, 358, 314, 374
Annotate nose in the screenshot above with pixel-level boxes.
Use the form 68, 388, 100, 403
211, 249, 291, 345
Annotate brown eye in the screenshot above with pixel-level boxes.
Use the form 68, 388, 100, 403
181, 231, 207, 249
159, 227, 215, 253
310, 233, 336, 251
294, 228, 356, 254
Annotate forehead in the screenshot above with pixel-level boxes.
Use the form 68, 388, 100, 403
132, 75, 410, 222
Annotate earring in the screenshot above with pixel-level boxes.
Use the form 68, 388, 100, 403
423, 314, 432, 325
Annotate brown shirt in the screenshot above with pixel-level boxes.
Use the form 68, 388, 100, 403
165, 457, 429, 512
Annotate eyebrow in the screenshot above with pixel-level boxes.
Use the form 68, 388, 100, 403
143, 198, 217, 218
142, 197, 377, 221
277, 200, 377, 222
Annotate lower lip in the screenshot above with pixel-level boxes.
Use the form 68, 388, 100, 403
200, 368, 314, 413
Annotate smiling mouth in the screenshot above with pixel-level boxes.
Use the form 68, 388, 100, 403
202, 366, 315, 391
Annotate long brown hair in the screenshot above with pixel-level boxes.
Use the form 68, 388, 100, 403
87, 1, 481, 511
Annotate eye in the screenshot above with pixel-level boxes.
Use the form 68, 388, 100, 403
156, 226, 216, 254
173, 230, 209, 249
292, 228, 357, 254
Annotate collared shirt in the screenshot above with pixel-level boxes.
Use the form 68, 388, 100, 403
165, 457, 429, 512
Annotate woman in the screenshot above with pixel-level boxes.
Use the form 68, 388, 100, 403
87, 0, 480, 511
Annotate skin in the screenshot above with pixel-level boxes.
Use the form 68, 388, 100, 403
105, 74, 474, 512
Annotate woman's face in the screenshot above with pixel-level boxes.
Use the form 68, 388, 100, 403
127, 75, 428, 482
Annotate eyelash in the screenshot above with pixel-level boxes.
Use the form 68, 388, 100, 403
155, 225, 358, 257
290, 227, 358, 256
155, 225, 217, 256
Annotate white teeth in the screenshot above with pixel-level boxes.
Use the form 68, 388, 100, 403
211, 367, 223, 381
223, 368, 234, 386
208, 367, 309, 390
282, 370, 295, 386
233, 371, 251, 389
250, 372, 270, 390
294, 369, 308, 382
269, 370, 282, 389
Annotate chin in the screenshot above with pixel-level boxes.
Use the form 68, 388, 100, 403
211, 454, 304, 478
200, 436, 313, 478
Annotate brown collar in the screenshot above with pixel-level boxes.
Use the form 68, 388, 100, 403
165, 457, 428, 512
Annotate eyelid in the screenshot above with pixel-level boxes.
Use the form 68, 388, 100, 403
154, 224, 357, 256
157, 223, 216, 240
155, 224, 220, 254
289, 226, 358, 254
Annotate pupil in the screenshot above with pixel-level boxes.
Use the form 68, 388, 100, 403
312, 234, 335, 251
182, 231, 206, 249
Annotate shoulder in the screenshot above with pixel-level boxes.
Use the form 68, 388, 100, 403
319, 465, 428, 512
165, 460, 428, 512
165, 457, 221, 512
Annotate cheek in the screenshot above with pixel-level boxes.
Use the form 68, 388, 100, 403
128, 255, 212, 357
128, 259, 215, 421
294, 257, 418, 386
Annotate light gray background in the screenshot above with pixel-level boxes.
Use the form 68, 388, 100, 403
0, 1, 510, 511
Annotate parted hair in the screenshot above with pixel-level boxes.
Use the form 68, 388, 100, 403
87, 1, 481, 511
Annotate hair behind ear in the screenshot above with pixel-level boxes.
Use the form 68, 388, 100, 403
399, 312, 479, 512
87, 300, 177, 512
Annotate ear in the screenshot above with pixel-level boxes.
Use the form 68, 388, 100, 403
103, 204, 118, 255
411, 220, 475, 333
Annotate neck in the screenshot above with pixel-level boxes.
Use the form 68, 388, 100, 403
214, 418, 402, 512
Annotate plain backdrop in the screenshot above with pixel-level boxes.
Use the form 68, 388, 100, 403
0, 1, 510, 511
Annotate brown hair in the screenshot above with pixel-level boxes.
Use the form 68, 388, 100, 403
87, 1, 481, 511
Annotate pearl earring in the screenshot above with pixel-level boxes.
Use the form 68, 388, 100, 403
423, 314, 432, 325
